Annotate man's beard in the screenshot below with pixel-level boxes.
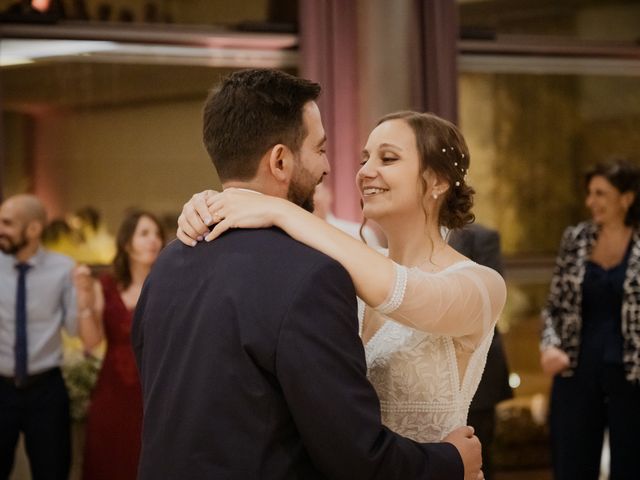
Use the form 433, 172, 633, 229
0, 230, 28, 255
287, 162, 318, 213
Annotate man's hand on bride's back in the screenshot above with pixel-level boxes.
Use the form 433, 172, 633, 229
177, 190, 218, 246
443, 425, 483, 480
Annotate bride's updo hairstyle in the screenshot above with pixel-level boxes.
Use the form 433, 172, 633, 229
376, 111, 475, 229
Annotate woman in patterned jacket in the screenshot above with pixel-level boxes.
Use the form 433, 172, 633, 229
540, 158, 640, 480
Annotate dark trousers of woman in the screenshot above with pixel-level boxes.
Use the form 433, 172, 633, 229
550, 363, 640, 480
0, 368, 71, 480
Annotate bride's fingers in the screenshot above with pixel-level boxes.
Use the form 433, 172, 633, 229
205, 217, 232, 242
176, 221, 197, 247
210, 209, 225, 224
192, 192, 214, 226
205, 192, 219, 207
207, 195, 231, 222
182, 198, 211, 236
177, 210, 205, 242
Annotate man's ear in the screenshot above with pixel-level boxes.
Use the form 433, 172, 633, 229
267, 144, 295, 184
26, 220, 43, 241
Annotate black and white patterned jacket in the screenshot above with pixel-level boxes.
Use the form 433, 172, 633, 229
541, 221, 640, 383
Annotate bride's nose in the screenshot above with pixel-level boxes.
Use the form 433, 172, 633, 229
357, 160, 376, 180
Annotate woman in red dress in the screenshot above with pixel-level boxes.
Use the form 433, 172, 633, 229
74, 210, 164, 480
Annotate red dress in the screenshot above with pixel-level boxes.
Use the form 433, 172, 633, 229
82, 274, 142, 480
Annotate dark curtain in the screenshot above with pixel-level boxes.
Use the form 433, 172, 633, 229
298, 0, 361, 220
298, 0, 460, 219
411, 0, 459, 124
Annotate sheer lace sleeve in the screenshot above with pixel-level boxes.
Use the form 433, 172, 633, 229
375, 262, 507, 340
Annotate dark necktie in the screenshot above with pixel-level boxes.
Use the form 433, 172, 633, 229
15, 262, 31, 387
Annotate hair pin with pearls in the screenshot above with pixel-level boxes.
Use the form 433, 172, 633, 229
441, 146, 468, 187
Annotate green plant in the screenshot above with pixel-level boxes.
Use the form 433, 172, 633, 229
62, 354, 102, 422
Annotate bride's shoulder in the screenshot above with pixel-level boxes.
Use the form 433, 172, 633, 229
446, 259, 500, 277
458, 262, 507, 311
433, 261, 506, 302
453, 260, 505, 285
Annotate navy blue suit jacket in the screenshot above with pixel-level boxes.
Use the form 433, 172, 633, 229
132, 228, 462, 479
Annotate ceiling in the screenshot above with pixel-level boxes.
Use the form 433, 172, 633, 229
2, 0, 639, 113
0, 27, 298, 113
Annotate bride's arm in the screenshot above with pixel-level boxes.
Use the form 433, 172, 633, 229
178, 190, 507, 340
177, 189, 395, 308
384, 265, 506, 340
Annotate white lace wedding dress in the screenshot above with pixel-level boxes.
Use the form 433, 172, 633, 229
358, 260, 507, 442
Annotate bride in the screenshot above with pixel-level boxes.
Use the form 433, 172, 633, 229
178, 110, 507, 443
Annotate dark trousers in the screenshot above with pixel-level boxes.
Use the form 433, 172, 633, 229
468, 407, 496, 480
550, 363, 640, 480
0, 368, 71, 480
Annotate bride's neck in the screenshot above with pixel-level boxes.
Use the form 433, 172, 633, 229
385, 218, 445, 267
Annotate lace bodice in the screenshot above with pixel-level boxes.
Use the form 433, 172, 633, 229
359, 260, 506, 442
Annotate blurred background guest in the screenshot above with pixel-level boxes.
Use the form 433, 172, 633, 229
74, 210, 164, 480
42, 207, 118, 361
0, 194, 93, 480
42, 218, 78, 259
540, 158, 640, 480
43, 206, 116, 266
449, 223, 513, 480
313, 183, 383, 247
67, 206, 116, 265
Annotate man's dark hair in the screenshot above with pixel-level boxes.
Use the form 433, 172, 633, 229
203, 69, 321, 181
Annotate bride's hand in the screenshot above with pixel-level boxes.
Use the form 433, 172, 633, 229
204, 188, 286, 242
177, 190, 219, 246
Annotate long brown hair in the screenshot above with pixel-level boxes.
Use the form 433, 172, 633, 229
112, 210, 165, 289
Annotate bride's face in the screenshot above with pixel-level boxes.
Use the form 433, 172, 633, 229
357, 119, 424, 222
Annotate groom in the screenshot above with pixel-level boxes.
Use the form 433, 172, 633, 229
132, 68, 481, 479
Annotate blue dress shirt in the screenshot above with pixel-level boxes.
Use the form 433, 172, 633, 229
0, 248, 77, 376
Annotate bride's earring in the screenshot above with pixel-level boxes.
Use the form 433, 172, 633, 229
432, 191, 439, 200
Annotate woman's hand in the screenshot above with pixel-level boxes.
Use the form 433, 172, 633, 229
73, 264, 95, 310
176, 188, 288, 246
540, 346, 570, 376
73, 264, 105, 351
177, 190, 219, 246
